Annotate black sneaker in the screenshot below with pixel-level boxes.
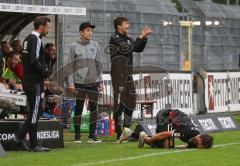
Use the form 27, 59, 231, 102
87, 135, 102, 143
74, 134, 82, 143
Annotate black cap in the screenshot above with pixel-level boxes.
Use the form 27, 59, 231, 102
79, 22, 95, 31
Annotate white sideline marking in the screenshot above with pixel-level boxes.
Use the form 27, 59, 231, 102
72, 142, 240, 166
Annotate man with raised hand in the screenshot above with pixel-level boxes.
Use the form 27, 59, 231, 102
109, 17, 152, 142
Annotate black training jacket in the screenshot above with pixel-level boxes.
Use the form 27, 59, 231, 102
22, 32, 48, 85
109, 31, 147, 85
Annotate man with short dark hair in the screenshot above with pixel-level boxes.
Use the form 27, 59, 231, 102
43, 43, 57, 116
15, 16, 51, 152
109, 17, 152, 142
2, 51, 22, 90
44, 43, 56, 79
11, 40, 22, 54
68, 22, 103, 143
0, 41, 10, 58
9, 40, 23, 81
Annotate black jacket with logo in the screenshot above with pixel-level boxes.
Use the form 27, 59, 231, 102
109, 31, 147, 85
22, 33, 48, 85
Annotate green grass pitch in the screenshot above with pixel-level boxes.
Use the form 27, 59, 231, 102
1, 114, 240, 166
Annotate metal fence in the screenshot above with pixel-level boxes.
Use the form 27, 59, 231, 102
180, 0, 240, 71
1, 0, 240, 73
58, 0, 240, 74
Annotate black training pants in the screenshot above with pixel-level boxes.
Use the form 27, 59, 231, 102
74, 83, 99, 138
18, 83, 44, 148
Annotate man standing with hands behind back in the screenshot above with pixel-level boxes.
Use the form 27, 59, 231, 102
15, 16, 51, 152
68, 22, 103, 143
110, 17, 152, 142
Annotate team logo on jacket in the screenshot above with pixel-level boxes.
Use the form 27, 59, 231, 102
23, 41, 28, 50
22, 41, 28, 53
41, 92, 45, 99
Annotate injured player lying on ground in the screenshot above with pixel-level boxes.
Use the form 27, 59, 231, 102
118, 109, 213, 149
